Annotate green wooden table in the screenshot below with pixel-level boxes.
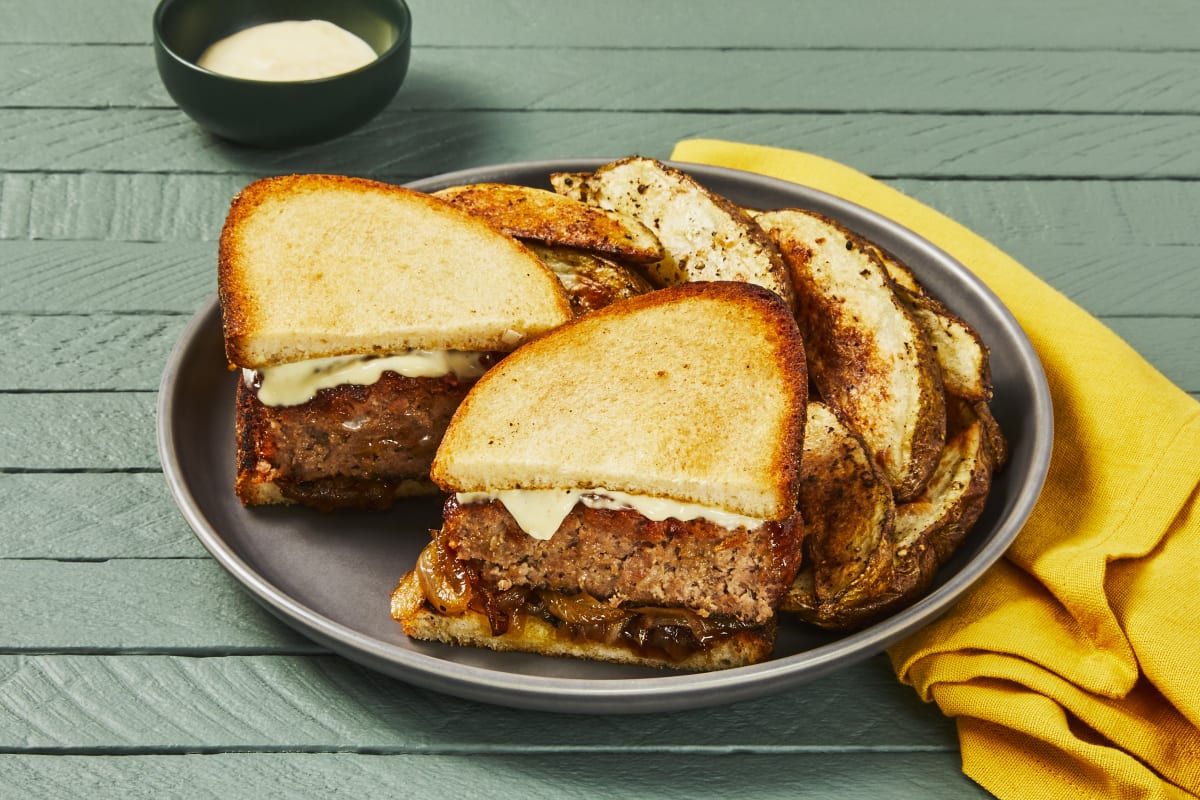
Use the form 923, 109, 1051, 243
3, 1, 1197, 796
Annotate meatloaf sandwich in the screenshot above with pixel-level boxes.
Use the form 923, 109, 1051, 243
219, 174, 573, 510
390, 281, 809, 670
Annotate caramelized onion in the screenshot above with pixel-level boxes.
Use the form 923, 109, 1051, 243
541, 590, 628, 626
477, 584, 530, 636
415, 533, 472, 615
412, 539, 760, 662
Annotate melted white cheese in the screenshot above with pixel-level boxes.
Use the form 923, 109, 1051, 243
197, 20, 377, 82
455, 488, 765, 540
248, 351, 488, 407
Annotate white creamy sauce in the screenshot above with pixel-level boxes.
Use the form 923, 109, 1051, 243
456, 488, 765, 540
247, 351, 489, 407
197, 20, 377, 82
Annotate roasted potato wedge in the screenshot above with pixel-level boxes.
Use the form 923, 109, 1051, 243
872, 247, 993, 402
782, 402, 896, 629
550, 157, 796, 312
893, 397, 995, 569
756, 208, 946, 502
808, 398, 996, 628
434, 182, 664, 264
525, 243, 653, 316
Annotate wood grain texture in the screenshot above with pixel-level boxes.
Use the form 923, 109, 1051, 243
8, 174, 1200, 248
3, 0, 1198, 50
0, 394, 157, 470
0, 654, 953, 751
0, 560, 314, 652
9, 44, 1200, 114
6, 109, 1200, 179
0, 314, 188, 391
0, 474, 204, 559
0, 751, 989, 799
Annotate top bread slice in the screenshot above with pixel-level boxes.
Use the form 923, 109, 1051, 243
218, 174, 573, 369
431, 281, 808, 521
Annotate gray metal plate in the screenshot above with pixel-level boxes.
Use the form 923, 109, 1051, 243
157, 159, 1052, 713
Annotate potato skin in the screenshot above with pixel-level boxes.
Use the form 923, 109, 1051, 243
783, 403, 896, 629
552, 157, 797, 313
792, 398, 996, 629
435, 182, 665, 264
757, 209, 946, 503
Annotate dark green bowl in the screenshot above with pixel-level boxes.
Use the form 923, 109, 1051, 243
153, 0, 411, 147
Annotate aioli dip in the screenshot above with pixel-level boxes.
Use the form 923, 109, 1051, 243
197, 20, 377, 82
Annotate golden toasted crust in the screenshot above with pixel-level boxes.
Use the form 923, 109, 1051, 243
389, 571, 776, 671
434, 183, 665, 263
218, 174, 572, 369
430, 281, 808, 520
551, 157, 796, 312
756, 208, 946, 502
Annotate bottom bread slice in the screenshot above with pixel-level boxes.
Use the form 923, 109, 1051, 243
389, 563, 778, 672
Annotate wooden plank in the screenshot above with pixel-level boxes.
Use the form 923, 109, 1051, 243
0, 242, 216, 313
5, 238, 1200, 318
0, 393, 157, 470
0, 474, 204, 559
8, 173, 1200, 249
0, 314, 189, 392
10, 44, 1200, 114
0, 752, 988, 798
890, 178, 1200, 247
0, 653, 955, 751
3, 0, 1198, 51
5, 108, 1200, 179
0, 172, 251, 242
0, 560, 315, 652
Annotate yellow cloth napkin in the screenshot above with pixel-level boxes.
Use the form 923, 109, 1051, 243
671, 139, 1200, 799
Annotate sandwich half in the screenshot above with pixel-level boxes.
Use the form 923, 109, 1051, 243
390, 281, 808, 670
219, 174, 573, 510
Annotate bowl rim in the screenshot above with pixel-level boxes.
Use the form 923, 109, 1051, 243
152, 0, 412, 86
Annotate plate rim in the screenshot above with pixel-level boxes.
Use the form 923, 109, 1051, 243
157, 158, 1053, 713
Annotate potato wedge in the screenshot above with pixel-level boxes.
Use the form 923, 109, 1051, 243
782, 402, 896, 629
434, 182, 664, 264
894, 398, 995, 566
525, 243, 653, 316
975, 399, 1009, 470
872, 247, 993, 402
811, 398, 996, 628
550, 157, 796, 312
756, 208, 946, 502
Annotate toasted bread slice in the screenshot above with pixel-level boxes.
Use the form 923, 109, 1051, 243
756, 208, 946, 502
526, 243, 653, 315
431, 281, 807, 521
550, 157, 796, 312
433, 182, 664, 264
389, 568, 775, 671
218, 174, 572, 369
782, 402, 896, 628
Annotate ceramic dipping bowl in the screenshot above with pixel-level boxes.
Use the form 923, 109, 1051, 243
153, 0, 411, 146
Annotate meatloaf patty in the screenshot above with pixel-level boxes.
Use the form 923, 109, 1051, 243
443, 496, 805, 623
236, 368, 487, 510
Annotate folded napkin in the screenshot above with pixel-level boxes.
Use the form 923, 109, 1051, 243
672, 139, 1200, 799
